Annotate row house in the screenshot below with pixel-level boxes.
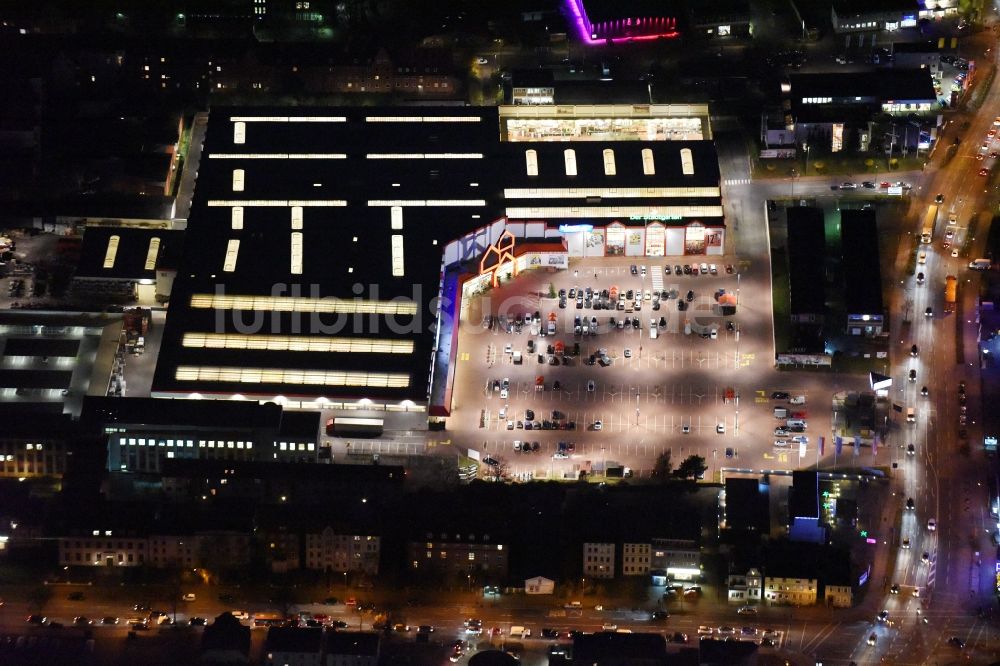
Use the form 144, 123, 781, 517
408, 532, 508, 578
582, 542, 615, 579
58, 530, 147, 567
304, 527, 380, 575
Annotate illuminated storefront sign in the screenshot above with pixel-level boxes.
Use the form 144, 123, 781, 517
606, 225, 625, 256
629, 215, 682, 221
558, 223, 594, 233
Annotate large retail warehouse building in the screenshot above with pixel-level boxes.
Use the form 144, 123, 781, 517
152, 104, 723, 419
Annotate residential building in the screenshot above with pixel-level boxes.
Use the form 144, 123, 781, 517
727, 567, 763, 605
304, 528, 380, 574
263, 627, 323, 666
407, 532, 509, 578
58, 530, 147, 567
621, 542, 650, 576
148, 534, 199, 569
650, 538, 701, 582
324, 631, 380, 666
764, 573, 818, 606
0, 410, 76, 478
825, 582, 854, 608
582, 542, 615, 578
689, 0, 753, 39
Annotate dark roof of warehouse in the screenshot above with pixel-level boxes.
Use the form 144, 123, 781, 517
153, 106, 500, 403
81, 396, 283, 431
553, 80, 651, 105
786, 207, 826, 316
840, 208, 884, 316
325, 631, 380, 656
789, 69, 935, 103
264, 627, 323, 653
76, 227, 184, 279
832, 0, 919, 16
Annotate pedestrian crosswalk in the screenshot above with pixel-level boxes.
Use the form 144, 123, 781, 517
724, 178, 751, 186
651, 267, 664, 293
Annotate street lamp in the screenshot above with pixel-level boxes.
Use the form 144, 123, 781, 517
802, 142, 810, 175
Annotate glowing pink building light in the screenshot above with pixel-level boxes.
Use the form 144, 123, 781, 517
564, 0, 679, 45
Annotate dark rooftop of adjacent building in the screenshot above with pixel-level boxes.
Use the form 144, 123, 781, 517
572, 631, 667, 662
264, 626, 322, 653
580, 0, 682, 23
325, 631, 380, 656
81, 396, 283, 431
159, 459, 404, 486
789, 69, 935, 104
553, 80, 651, 105
76, 227, 184, 280
786, 206, 827, 316
840, 208, 884, 316
790, 470, 820, 519
832, 0, 919, 14
724, 477, 770, 533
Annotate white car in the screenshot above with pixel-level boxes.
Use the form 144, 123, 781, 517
951, 249, 959, 258
553, 452, 569, 459
500, 388, 508, 399
623, 348, 632, 358
918, 252, 927, 264
699, 263, 709, 274
716, 423, 726, 434
697, 626, 714, 636
791, 435, 809, 444
773, 439, 789, 448
774, 428, 790, 436
789, 396, 806, 405
593, 420, 603, 431
840, 182, 858, 189
709, 264, 718, 275
681, 424, 691, 434
927, 518, 937, 531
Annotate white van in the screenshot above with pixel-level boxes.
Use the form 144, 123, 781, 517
510, 625, 531, 638
906, 407, 916, 423
649, 326, 658, 339
969, 258, 991, 271
773, 407, 788, 419
786, 419, 807, 429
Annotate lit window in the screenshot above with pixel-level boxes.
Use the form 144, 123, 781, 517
525, 149, 538, 176
680, 148, 694, 176
103, 235, 120, 269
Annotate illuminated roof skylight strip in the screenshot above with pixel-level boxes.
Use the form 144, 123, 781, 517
364, 116, 481, 123
182, 333, 414, 354
175, 366, 409, 388
144, 237, 161, 271
207, 200, 347, 207
209, 153, 348, 159
229, 116, 347, 122
103, 235, 120, 269
365, 153, 483, 159
367, 200, 486, 207
505, 205, 724, 219
190, 294, 418, 316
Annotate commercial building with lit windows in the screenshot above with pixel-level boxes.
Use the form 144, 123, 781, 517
153, 104, 722, 417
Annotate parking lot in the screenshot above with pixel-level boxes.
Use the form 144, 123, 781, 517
447, 255, 871, 479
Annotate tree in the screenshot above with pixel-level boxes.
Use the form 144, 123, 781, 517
651, 450, 673, 481
548, 283, 557, 299
675, 454, 707, 480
